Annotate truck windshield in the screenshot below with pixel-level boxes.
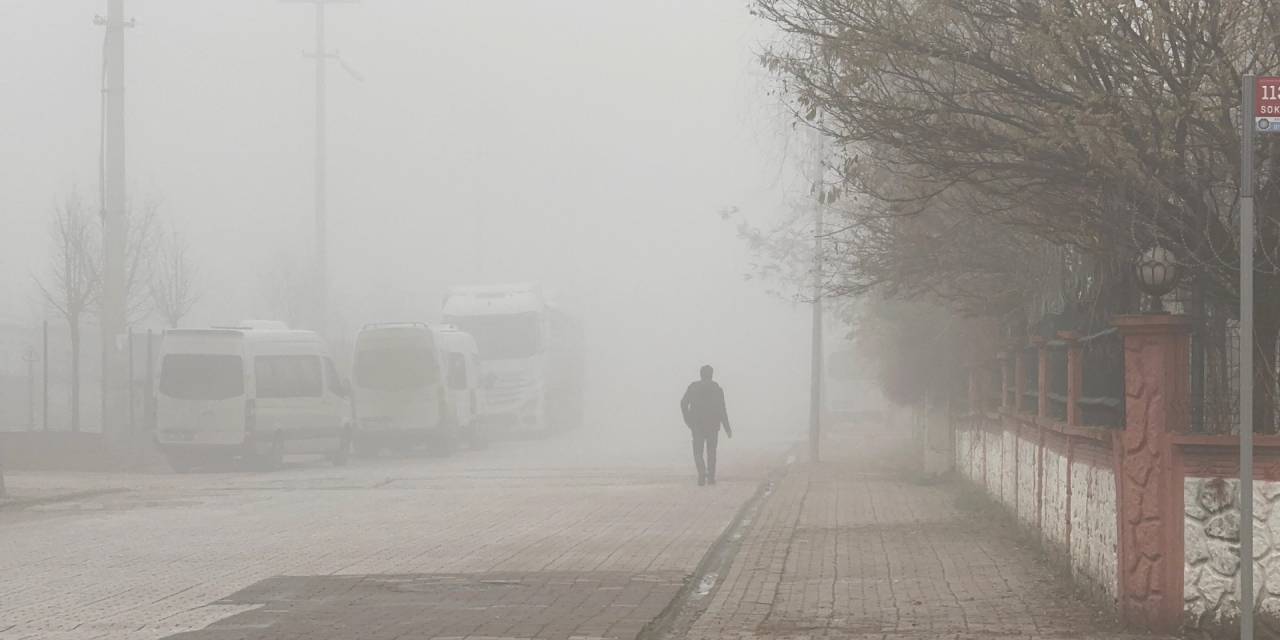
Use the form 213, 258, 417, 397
158, 354, 245, 401
447, 313, 540, 360
354, 347, 438, 391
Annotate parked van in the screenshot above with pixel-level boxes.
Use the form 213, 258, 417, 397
154, 328, 353, 472
352, 323, 481, 456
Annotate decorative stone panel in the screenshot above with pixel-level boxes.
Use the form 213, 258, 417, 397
1076, 462, 1119, 602
955, 427, 972, 482
1042, 447, 1069, 552
1002, 428, 1018, 510
985, 427, 1003, 497
1017, 436, 1039, 527
1184, 477, 1280, 635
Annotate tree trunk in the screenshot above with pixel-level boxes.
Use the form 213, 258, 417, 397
1255, 274, 1280, 434
69, 320, 81, 433
1255, 322, 1278, 434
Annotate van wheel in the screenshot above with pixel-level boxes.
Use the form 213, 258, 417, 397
258, 436, 284, 471
332, 428, 352, 466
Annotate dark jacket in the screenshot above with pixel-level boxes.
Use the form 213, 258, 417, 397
681, 380, 730, 434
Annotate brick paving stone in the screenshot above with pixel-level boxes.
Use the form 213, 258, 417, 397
677, 428, 1170, 640
0, 433, 789, 640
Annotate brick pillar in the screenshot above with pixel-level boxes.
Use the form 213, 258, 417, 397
1113, 314, 1191, 631
1033, 337, 1049, 418
1058, 332, 1081, 426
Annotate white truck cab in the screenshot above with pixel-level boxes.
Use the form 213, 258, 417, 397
154, 328, 353, 472
442, 284, 584, 434
443, 285, 549, 431
351, 323, 481, 455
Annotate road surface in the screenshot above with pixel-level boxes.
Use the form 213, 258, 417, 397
0, 428, 790, 640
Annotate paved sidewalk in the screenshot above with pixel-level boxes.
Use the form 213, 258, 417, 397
675, 427, 1162, 640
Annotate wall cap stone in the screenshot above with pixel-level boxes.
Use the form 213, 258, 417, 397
1112, 314, 1193, 335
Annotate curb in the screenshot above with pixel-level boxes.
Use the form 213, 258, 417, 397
0, 488, 129, 511
636, 442, 800, 640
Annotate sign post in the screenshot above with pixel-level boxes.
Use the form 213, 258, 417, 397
1240, 74, 1280, 640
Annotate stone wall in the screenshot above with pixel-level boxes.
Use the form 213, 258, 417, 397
921, 404, 954, 476
985, 424, 1003, 497
1042, 441, 1070, 553
955, 414, 1119, 608
1002, 428, 1018, 509
1183, 477, 1280, 636
956, 423, 977, 482
1071, 447, 1118, 603
1017, 434, 1038, 528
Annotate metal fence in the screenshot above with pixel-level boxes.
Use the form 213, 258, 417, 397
1188, 314, 1280, 435
1046, 341, 1069, 422
1078, 327, 1125, 428
0, 321, 160, 435
1009, 324, 1124, 429
1021, 344, 1038, 414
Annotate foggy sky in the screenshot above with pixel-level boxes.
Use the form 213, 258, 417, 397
0, 1, 816, 436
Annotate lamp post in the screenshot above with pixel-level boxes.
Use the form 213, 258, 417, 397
1134, 245, 1181, 313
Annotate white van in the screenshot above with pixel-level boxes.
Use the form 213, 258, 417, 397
352, 323, 481, 456
154, 328, 353, 472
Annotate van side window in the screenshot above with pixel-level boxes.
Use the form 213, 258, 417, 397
158, 354, 244, 401
447, 353, 468, 390
255, 355, 323, 398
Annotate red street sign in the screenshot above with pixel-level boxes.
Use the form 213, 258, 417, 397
1256, 77, 1280, 132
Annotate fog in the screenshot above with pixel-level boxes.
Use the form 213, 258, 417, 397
0, 2, 813, 440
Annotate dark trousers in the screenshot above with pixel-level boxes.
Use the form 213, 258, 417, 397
692, 429, 719, 480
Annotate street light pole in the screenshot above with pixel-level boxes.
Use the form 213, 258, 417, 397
1240, 73, 1256, 640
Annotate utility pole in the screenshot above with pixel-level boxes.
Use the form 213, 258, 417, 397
808, 129, 825, 464
97, 0, 130, 442
283, 0, 359, 337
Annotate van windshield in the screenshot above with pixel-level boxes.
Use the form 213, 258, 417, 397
159, 354, 245, 401
446, 313, 540, 360
355, 347, 438, 391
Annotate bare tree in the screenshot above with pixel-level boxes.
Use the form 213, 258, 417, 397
35, 194, 100, 432
261, 254, 316, 330
753, 0, 1280, 427
151, 228, 200, 328
122, 201, 159, 326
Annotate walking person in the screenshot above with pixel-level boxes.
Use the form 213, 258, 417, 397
681, 365, 732, 486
